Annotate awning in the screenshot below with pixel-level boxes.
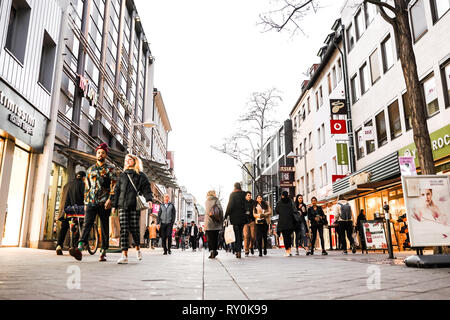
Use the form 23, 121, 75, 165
54, 143, 178, 189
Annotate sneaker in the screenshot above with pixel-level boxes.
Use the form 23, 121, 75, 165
322, 251, 328, 256
99, 253, 107, 262
245, 252, 249, 257
77, 242, 84, 251
343, 250, 348, 254
284, 252, 290, 257
352, 245, 356, 254
69, 247, 82, 261
117, 255, 128, 264
168, 250, 172, 255
250, 248, 254, 255
56, 245, 63, 256
163, 252, 167, 255
136, 250, 143, 261
263, 248, 267, 256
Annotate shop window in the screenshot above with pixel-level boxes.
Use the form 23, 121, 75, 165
441, 61, 450, 108
381, 35, 394, 73
402, 92, 412, 131
38, 30, 57, 93
370, 49, 381, 84
375, 110, 387, 147
388, 99, 402, 140
410, 0, 428, 42
356, 127, 365, 160
359, 62, 370, 95
365, 2, 376, 27
422, 74, 439, 117
355, 9, 365, 40
431, 0, 450, 23
365, 119, 376, 155
5, 0, 31, 64
351, 74, 360, 104
346, 23, 355, 53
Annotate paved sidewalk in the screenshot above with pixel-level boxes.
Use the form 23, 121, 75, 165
0, 247, 449, 300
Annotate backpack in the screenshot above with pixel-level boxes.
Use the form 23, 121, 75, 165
339, 203, 352, 220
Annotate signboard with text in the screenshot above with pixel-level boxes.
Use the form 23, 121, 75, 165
330, 99, 348, 116
399, 156, 417, 176
362, 220, 388, 250
330, 120, 347, 134
336, 143, 349, 165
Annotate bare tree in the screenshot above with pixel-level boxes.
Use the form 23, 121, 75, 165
212, 88, 283, 194
260, 0, 436, 176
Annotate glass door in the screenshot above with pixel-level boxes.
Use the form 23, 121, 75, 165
2, 146, 30, 246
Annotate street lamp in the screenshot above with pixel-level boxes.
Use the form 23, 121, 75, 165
128, 121, 156, 154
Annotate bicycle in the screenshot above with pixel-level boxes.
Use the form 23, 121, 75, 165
66, 205, 99, 255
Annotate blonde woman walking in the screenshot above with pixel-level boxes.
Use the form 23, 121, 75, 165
112, 154, 153, 264
205, 190, 224, 259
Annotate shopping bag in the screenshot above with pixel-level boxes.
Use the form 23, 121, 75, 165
109, 216, 120, 239
224, 224, 235, 245
352, 229, 360, 247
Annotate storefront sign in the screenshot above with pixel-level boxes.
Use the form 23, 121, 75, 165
330, 99, 347, 115
78, 75, 98, 107
401, 175, 450, 247
280, 171, 294, 187
0, 79, 47, 152
398, 124, 450, 167
336, 143, 349, 165
361, 126, 375, 141
332, 175, 347, 183
362, 221, 388, 250
349, 171, 371, 186
399, 156, 417, 176
280, 166, 295, 172
330, 120, 347, 134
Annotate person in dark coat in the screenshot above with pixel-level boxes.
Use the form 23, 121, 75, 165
224, 182, 248, 259
307, 196, 328, 256
294, 194, 308, 255
357, 209, 367, 250
157, 194, 177, 255
56, 171, 86, 255
177, 222, 188, 251
188, 221, 199, 251
113, 154, 153, 264
275, 191, 296, 257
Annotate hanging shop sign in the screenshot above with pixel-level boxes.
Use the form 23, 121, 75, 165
0, 79, 47, 152
401, 175, 450, 247
332, 175, 347, 183
330, 99, 348, 116
336, 143, 349, 165
399, 156, 417, 176
78, 75, 98, 107
362, 220, 388, 250
330, 120, 347, 134
280, 166, 295, 172
398, 124, 450, 167
280, 171, 295, 187
349, 171, 371, 186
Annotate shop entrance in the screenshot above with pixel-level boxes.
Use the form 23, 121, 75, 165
1, 146, 30, 246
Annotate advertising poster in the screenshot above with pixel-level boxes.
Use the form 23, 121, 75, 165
402, 175, 450, 247
399, 156, 417, 176
362, 221, 388, 250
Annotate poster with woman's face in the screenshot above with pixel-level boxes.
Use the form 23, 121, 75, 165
402, 176, 450, 247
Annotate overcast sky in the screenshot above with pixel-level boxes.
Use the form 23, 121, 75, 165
135, 0, 346, 206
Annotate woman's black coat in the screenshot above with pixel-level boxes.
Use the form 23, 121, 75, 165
275, 198, 296, 232
113, 169, 153, 211
307, 206, 327, 226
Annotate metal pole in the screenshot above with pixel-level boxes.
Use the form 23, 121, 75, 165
384, 204, 395, 259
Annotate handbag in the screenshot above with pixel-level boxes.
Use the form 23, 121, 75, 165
126, 173, 149, 211
210, 201, 222, 222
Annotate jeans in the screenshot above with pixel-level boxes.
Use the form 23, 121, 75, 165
80, 204, 110, 250
180, 235, 186, 250
338, 221, 354, 250
256, 223, 268, 253
243, 221, 256, 253
310, 224, 325, 252
160, 223, 173, 253
233, 224, 244, 252
206, 230, 219, 252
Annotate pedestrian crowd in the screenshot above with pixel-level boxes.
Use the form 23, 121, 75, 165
56, 143, 364, 265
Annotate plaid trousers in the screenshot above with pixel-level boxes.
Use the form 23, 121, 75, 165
119, 209, 141, 251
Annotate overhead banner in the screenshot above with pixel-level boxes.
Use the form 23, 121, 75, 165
401, 175, 450, 247
399, 156, 417, 176
330, 120, 347, 134
336, 143, 349, 165
362, 221, 388, 250
330, 99, 348, 116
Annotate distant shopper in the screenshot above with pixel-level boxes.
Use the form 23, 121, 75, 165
294, 194, 308, 255
178, 222, 188, 251
149, 221, 158, 249
188, 221, 199, 251
71, 143, 117, 262
334, 199, 356, 254
307, 197, 328, 256
253, 195, 272, 257
113, 154, 153, 264
205, 190, 224, 259
275, 191, 296, 257
157, 194, 176, 255
198, 227, 205, 250
175, 226, 181, 249
56, 171, 86, 256
144, 227, 150, 248
357, 209, 367, 251
224, 182, 248, 259
243, 191, 256, 257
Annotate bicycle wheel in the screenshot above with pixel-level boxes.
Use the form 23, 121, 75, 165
87, 224, 99, 255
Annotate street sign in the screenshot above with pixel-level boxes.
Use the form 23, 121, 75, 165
336, 143, 349, 165
330, 120, 347, 134
330, 99, 348, 115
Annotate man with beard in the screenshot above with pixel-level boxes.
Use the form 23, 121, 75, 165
70, 143, 117, 261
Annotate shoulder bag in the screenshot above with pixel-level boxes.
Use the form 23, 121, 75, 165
126, 173, 149, 211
